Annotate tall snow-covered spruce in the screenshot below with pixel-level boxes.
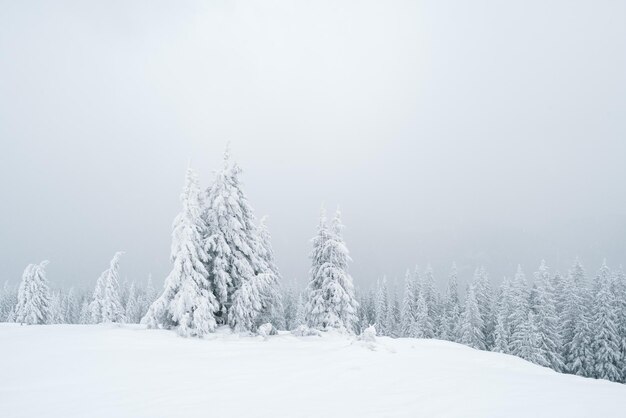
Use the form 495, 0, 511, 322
305, 208, 358, 333
142, 167, 219, 336
203, 150, 281, 332
15, 261, 51, 325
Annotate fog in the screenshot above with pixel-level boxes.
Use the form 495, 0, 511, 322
1, 0, 625, 291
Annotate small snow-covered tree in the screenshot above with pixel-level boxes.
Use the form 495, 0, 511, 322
458, 284, 485, 350
90, 252, 125, 324
254, 217, 285, 329
533, 261, 565, 372
508, 265, 530, 357
143, 167, 219, 337
400, 269, 417, 337
590, 261, 621, 382
15, 261, 51, 325
125, 283, 143, 324
492, 312, 509, 353
440, 263, 461, 341
48, 290, 65, 324
413, 291, 434, 339
0, 281, 17, 322
565, 285, 594, 377
473, 267, 494, 349
374, 277, 392, 336
63, 287, 79, 324
512, 311, 548, 367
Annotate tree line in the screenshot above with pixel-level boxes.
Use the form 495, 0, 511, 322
1, 149, 624, 385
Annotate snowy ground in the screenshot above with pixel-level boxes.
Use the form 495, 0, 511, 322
1, 324, 625, 418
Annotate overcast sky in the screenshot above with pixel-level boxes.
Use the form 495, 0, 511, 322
1, 0, 625, 292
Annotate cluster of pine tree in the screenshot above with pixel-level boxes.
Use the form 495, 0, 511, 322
142, 150, 284, 336
348, 259, 626, 383
0, 255, 158, 326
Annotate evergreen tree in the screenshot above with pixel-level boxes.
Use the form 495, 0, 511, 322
508, 265, 530, 357
90, 252, 125, 324
48, 290, 65, 324
203, 149, 268, 327
565, 285, 595, 377
0, 281, 17, 321
63, 287, 79, 324
512, 311, 549, 367
413, 291, 434, 339
374, 277, 392, 336
124, 283, 143, 324
458, 284, 485, 350
143, 167, 219, 337
473, 267, 494, 349
533, 261, 565, 372
305, 209, 358, 333
590, 261, 621, 382
400, 269, 417, 337
440, 263, 461, 341
492, 312, 509, 353
15, 261, 51, 325
255, 217, 285, 329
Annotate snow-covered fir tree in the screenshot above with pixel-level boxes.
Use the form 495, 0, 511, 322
0, 281, 17, 322
508, 265, 531, 358
439, 263, 461, 341
15, 261, 51, 325
473, 267, 494, 349
203, 150, 271, 329
492, 312, 510, 353
413, 291, 434, 339
143, 167, 219, 336
48, 290, 65, 324
512, 311, 548, 367
254, 217, 285, 329
304, 209, 358, 333
458, 284, 485, 350
533, 261, 565, 372
590, 261, 621, 382
90, 252, 125, 324
374, 276, 393, 336
400, 269, 417, 337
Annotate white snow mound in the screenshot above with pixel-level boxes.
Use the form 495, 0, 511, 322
0, 324, 625, 418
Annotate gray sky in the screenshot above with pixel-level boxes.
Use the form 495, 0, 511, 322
1, 0, 625, 292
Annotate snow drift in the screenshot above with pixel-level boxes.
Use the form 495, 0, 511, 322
0, 324, 624, 418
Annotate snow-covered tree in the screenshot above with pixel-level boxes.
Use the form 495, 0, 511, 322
63, 287, 79, 324
440, 263, 461, 341
473, 267, 494, 349
374, 277, 392, 336
143, 167, 219, 337
458, 284, 485, 350
565, 285, 595, 377
124, 283, 143, 324
413, 291, 434, 339
48, 290, 65, 324
512, 311, 548, 367
0, 281, 17, 322
533, 261, 565, 372
400, 269, 417, 337
590, 261, 621, 382
304, 209, 358, 333
15, 261, 51, 325
254, 217, 285, 329
203, 150, 268, 327
492, 312, 509, 353
90, 252, 125, 324
508, 265, 530, 357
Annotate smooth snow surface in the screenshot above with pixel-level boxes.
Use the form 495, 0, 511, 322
1, 324, 625, 418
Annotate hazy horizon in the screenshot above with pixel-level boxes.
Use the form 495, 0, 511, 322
1, 0, 625, 292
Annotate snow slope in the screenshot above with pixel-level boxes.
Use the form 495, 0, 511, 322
0, 324, 624, 418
